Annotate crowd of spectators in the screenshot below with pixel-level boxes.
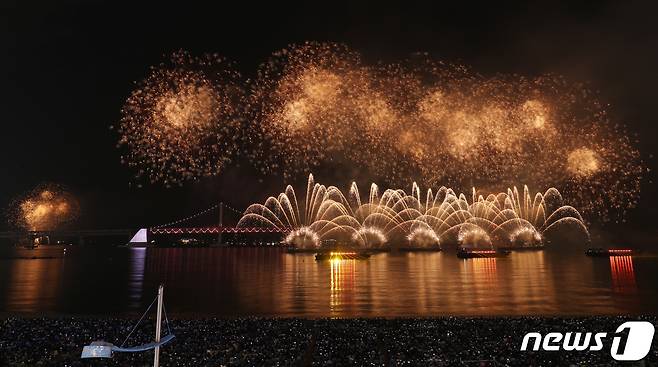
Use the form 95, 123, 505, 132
1, 316, 656, 366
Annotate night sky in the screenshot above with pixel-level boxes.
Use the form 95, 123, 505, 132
2, 1, 657, 238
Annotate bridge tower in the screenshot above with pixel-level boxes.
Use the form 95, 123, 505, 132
217, 202, 223, 245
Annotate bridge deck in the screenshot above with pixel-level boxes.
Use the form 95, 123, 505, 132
150, 227, 287, 234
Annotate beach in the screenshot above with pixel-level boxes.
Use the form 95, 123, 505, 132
2, 316, 656, 366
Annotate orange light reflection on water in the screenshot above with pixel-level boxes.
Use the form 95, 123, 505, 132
330, 258, 355, 310
609, 256, 636, 293
463, 258, 498, 282
472, 258, 497, 279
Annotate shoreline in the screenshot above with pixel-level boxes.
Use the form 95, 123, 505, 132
2, 316, 656, 366
2, 310, 656, 320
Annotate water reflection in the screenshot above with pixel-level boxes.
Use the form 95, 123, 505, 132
402, 253, 443, 314
329, 259, 355, 312
0, 247, 656, 316
128, 248, 146, 308
470, 258, 497, 280
509, 251, 555, 313
609, 256, 637, 293
6, 257, 62, 313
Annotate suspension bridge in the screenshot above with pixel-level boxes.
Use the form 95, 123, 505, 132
0, 202, 288, 246
148, 202, 287, 233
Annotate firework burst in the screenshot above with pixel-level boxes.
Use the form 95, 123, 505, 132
247, 44, 643, 222
248, 42, 366, 177
118, 43, 643, 222
407, 227, 441, 248
8, 184, 79, 231
115, 51, 244, 186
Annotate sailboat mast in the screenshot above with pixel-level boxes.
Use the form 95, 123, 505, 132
153, 284, 163, 367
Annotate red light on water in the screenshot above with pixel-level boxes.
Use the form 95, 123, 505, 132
610, 256, 636, 293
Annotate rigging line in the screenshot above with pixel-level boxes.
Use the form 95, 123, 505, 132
163, 302, 171, 335
151, 204, 219, 229
223, 203, 245, 215
151, 201, 245, 229
121, 294, 159, 347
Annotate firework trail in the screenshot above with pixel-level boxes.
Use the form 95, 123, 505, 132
238, 174, 591, 250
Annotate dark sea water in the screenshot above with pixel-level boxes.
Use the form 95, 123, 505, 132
0, 246, 657, 317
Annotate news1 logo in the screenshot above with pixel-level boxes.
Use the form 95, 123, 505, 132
520, 321, 655, 361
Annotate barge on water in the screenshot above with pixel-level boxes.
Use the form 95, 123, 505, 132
315, 251, 371, 261
585, 248, 633, 257
457, 248, 511, 259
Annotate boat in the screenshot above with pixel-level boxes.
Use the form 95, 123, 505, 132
81, 284, 174, 366
585, 248, 633, 257
19, 236, 39, 249
457, 248, 511, 259
315, 251, 371, 261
